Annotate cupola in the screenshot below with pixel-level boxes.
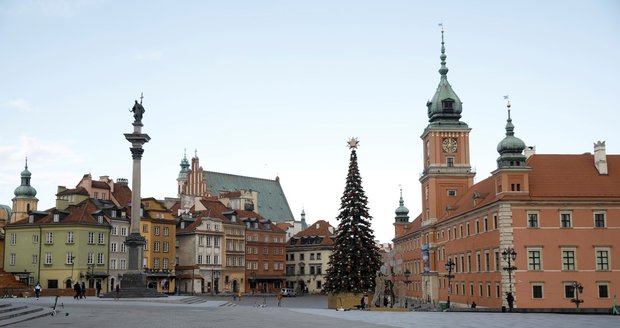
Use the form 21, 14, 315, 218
496, 100, 527, 168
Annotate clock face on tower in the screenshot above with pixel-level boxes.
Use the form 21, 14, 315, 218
442, 138, 458, 153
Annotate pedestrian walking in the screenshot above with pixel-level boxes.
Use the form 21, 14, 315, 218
74, 282, 81, 300
277, 293, 283, 307
34, 283, 42, 299
115, 284, 120, 300
81, 281, 87, 299
363, 294, 370, 310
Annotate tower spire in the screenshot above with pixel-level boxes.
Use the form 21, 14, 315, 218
439, 23, 449, 78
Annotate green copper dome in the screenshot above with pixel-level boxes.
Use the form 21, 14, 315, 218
178, 150, 190, 179
426, 29, 465, 126
497, 102, 527, 168
394, 190, 409, 223
14, 160, 37, 198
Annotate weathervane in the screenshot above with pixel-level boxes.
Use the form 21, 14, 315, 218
504, 95, 511, 118
347, 137, 359, 150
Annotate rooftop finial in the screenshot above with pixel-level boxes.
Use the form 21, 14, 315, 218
25, 156, 28, 170
504, 95, 511, 120
438, 22, 448, 78
503, 95, 514, 136
184, 148, 187, 159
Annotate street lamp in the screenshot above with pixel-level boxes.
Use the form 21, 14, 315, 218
501, 248, 517, 293
402, 269, 412, 308
444, 259, 455, 309
571, 282, 584, 309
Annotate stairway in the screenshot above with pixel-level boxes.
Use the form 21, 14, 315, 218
0, 270, 31, 298
0, 302, 48, 327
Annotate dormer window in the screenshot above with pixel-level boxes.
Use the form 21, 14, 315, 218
53, 214, 60, 223
442, 99, 454, 111
98, 215, 104, 223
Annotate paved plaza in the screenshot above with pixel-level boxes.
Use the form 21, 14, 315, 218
3, 295, 618, 328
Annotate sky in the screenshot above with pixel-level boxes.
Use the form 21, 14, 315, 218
1, 0, 619, 243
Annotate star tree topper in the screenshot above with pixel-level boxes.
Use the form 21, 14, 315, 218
347, 137, 359, 149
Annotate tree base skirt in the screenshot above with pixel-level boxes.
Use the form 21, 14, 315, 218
327, 292, 365, 310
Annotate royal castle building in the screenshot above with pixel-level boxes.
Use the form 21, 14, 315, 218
393, 30, 619, 310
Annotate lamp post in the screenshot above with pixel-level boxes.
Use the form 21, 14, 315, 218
445, 259, 455, 309
501, 248, 517, 293
571, 282, 584, 309
403, 269, 412, 308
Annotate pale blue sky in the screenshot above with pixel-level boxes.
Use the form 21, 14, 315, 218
1, 0, 619, 243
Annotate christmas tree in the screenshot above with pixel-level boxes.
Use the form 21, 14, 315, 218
324, 138, 382, 294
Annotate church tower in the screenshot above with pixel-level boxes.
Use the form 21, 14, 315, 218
177, 150, 190, 197
394, 188, 410, 237
420, 28, 475, 225
11, 159, 38, 223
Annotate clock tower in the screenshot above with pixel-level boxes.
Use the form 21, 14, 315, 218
420, 29, 475, 226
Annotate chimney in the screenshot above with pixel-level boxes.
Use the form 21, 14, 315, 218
594, 141, 608, 175
524, 146, 536, 159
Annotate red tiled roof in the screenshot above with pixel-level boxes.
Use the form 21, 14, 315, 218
527, 154, 620, 199
289, 220, 335, 246
112, 183, 132, 207
91, 180, 110, 190
12, 199, 109, 226
57, 187, 89, 196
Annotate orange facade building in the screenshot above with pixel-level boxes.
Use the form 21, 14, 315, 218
393, 31, 619, 310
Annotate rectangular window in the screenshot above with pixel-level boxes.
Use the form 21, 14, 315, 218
53, 213, 60, 223
32, 254, 38, 264
97, 253, 104, 265
110, 259, 117, 269
88, 232, 94, 244
594, 212, 606, 228
470, 283, 474, 296
10, 233, 16, 245
560, 212, 572, 228
46, 232, 54, 244
66, 252, 74, 264
111, 243, 118, 252
154, 241, 160, 252
87, 252, 94, 265
447, 157, 454, 167
9, 253, 16, 265
144, 239, 148, 251
111, 226, 118, 235
447, 189, 457, 197
486, 284, 491, 297
476, 252, 481, 272
120, 243, 127, 253
153, 258, 159, 269
33, 234, 39, 244
316, 252, 321, 260
475, 220, 479, 234
478, 283, 483, 297
163, 242, 169, 253
120, 259, 126, 270
562, 250, 576, 271
154, 226, 160, 236
98, 233, 105, 244
528, 249, 542, 271
163, 227, 169, 236
485, 251, 490, 272
598, 283, 609, 298
198, 255, 203, 264
143, 224, 148, 233
532, 284, 543, 299
163, 258, 169, 269
121, 227, 128, 236
527, 212, 539, 228
214, 255, 219, 264
483, 216, 488, 232
45, 252, 52, 265
564, 283, 575, 298
596, 249, 609, 271
214, 237, 220, 247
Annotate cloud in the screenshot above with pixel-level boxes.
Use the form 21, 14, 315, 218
36, 0, 99, 18
0, 98, 34, 112
135, 50, 163, 61
0, 135, 83, 169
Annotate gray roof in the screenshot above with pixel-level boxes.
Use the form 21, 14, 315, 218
202, 171, 294, 222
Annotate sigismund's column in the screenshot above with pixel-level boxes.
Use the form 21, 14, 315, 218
123, 97, 150, 288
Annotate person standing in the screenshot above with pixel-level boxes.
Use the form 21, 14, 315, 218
363, 294, 370, 310
506, 292, 514, 312
115, 284, 120, 300
277, 293, 283, 307
96, 281, 101, 297
34, 283, 41, 299
81, 281, 87, 299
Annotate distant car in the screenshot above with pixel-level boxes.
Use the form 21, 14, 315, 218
280, 288, 296, 297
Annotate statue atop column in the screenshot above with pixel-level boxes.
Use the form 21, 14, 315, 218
130, 100, 145, 125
